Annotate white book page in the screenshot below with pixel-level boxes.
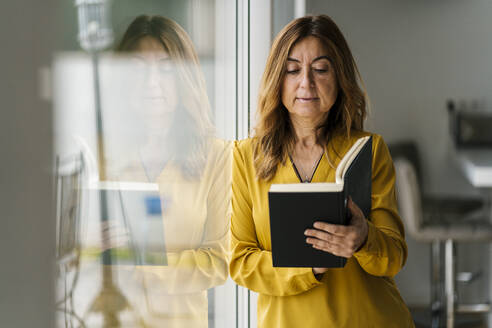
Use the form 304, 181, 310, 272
86, 180, 159, 191
269, 183, 344, 193
335, 136, 370, 184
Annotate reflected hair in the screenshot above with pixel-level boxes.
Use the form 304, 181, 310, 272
117, 15, 214, 178
253, 15, 368, 181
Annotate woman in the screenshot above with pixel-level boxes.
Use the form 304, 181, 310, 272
229, 15, 414, 327
113, 15, 232, 328
115, 15, 216, 182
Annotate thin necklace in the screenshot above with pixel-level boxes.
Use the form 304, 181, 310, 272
289, 150, 324, 183
138, 148, 171, 182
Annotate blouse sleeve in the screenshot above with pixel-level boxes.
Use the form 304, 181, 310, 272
353, 134, 408, 277
229, 141, 322, 297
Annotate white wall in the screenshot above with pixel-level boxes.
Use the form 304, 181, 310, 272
307, 0, 492, 196
307, 0, 492, 307
273, 0, 295, 37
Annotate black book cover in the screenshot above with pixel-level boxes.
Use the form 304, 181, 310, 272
268, 137, 372, 268
343, 136, 372, 219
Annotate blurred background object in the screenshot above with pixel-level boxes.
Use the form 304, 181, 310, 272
55, 153, 85, 327
0, 0, 57, 326
393, 147, 492, 328
447, 99, 492, 149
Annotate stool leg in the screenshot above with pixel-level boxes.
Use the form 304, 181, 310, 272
445, 239, 455, 328
431, 240, 442, 328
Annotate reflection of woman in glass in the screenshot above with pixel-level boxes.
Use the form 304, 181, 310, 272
116, 15, 231, 328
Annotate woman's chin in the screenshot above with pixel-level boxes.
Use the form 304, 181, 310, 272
290, 107, 328, 120
142, 98, 174, 111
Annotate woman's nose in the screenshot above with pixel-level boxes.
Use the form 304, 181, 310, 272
146, 64, 160, 88
299, 68, 314, 88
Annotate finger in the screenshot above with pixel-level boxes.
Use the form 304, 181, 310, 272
106, 230, 129, 240
305, 231, 346, 246
313, 221, 351, 236
308, 237, 336, 251
306, 236, 335, 246
101, 221, 126, 235
307, 234, 358, 253
106, 233, 130, 244
304, 228, 332, 242
311, 240, 352, 258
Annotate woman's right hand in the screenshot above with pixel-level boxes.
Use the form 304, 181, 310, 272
100, 219, 130, 252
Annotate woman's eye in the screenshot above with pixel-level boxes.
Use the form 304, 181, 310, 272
286, 69, 300, 74
159, 64, 174, 74
313, 68, 328, 73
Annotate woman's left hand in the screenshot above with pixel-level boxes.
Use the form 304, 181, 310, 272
304, 197, 368, 258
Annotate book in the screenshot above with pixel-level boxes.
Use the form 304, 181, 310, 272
117, 187, 168, 266
85, 182, 167, 266
268, 136, 372, 268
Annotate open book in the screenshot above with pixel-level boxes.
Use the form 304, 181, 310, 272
86, 182, 167, 266
268, 136, 372, 268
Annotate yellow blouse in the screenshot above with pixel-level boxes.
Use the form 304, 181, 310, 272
229, 131, 415, 328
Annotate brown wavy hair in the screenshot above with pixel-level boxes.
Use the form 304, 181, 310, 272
253, 15, 367, 181
116, 15, 214, 178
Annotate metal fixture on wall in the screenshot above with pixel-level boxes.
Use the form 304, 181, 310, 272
74, 1, 131, 326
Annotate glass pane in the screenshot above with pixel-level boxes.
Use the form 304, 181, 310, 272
53, 1, 237, 327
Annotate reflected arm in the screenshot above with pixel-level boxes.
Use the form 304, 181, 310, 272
137, 141, 233, 294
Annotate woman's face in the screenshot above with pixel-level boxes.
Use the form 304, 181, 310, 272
281, 36, 338, 122
131, 36, 178, 132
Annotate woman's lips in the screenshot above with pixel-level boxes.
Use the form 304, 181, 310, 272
142, 97, 167, 104
143, 96, 165, 100
296, 97, 319, 103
